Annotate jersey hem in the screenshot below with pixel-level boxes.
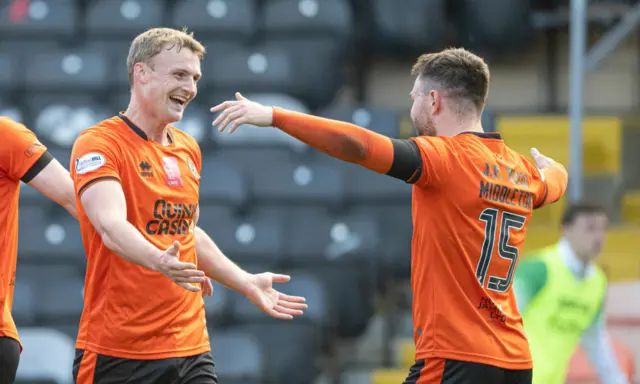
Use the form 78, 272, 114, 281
415, 350, 533, 370
0, 330, 22, 351
76, 341, 211, 360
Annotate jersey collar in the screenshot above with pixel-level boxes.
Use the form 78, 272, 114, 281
118, 112, 175, 144
459, 131, 502, 140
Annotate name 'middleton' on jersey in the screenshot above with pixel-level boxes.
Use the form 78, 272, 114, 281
0, 117, 52, 348
70, 113, 209, 360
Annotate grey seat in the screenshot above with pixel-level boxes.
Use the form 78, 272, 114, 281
27, 95, 110, 149
0, 52, 19, 91
371, 0, 447, 54
200, 158, 248, 207
197, 205, 285, 265
457, 0, 534, 54
12, 279, 36, 326
15, 327, 75, 384
85, 0, 165, 39
318, 104, 401, 138
24, 50, 109, 92
171, 0, 257, 41
263, 0, 352, 40
0, 0, 77, 39
170, 103, 210, 145
210, 330, 264, 381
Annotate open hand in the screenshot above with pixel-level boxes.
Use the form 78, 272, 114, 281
244, 272, 307, 320
155, 241, 206, 292
210, 92, 274, 134
530, 148, 556, 170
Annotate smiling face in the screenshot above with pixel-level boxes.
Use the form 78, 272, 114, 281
127, 28, 205, 125
135, 45, 202, 124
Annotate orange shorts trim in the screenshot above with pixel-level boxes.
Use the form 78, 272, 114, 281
75, 350, 98, 384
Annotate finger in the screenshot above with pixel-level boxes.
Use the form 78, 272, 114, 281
270, 274, 291, 283
174, 275, 207, 284
236, 92, 248, 101
210, 100, 236, 113
227, 116, 249, 134
278, 293, 306, 302
172, 268, 206, 277
166, 241, 180, 255
267, 308, 293, 320
274, 305, 304, 316
217, 107, 243, 132
212, 109, 232, 127
279, 300, 308, 310
178, 282, 201, 292
169, 261, 199, 271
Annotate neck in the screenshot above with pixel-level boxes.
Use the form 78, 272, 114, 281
124, 96, 171, 144
447, 115, 484, 137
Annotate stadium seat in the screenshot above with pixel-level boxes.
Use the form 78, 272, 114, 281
203, 281, 232, 325
318, 104, 401, 138
210, 93, 310, 151
241, 322, 321, 384
12, 279, 36, 326
85, 0, 165, 39
27, 95, 110, 149
24, 50, 109, 92
210, 330, 264, 382
0, 99, 23, 123
200, 158, 249, 207
216, 148, 345, 206
262, 0, 353, 40
171, 0, 257, 41
457, 0, 534, 54
197, 205, 285, 265
370, 0, 447, 54
0, 52, 19, 92
18, 208, 84, 262
16, 265, 84, 320
0, 0, 77, 40
170, 103, 210, 145
205, 42, 297, 96
15, 328, 75, 384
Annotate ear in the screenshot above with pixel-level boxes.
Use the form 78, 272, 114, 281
134, 62, 148, 85
430, 89, 443, 115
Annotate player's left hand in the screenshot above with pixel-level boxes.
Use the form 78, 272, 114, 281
210, 92, 273, 134
202, 278, 213, 297
244, 272, 307, 320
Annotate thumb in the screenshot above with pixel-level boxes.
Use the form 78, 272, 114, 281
270, 273, 291, 283
530, 147, 541, 158
235, 92, 247, 101
167, 241, 180, 256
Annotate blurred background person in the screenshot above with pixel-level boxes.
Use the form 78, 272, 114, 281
514, 202, 630, 384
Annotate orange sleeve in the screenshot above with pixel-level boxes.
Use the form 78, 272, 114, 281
0, 117, 50, 182
534, 162, 568, 208
272, 107, 395, 174
409, 136, 454, 188
70, 130, 122, 197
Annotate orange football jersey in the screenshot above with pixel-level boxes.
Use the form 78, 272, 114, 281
408, 132, 564, 369
70, 114, 209, 360
0, 117, 50, 347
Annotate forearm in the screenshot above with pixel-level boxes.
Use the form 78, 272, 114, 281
583, 326, 630, 384
540, 163, 568, 206
195, 226, 251, 295
272, 107, 394, 174
99, 220, 162, 271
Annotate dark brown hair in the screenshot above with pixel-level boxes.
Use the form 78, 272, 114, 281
561, 201, 608, 226
411, 48, 490, 111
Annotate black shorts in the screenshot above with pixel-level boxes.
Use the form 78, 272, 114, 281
404, 358, 532, 384
0, 337, 20, 384
73, 349, 217, 384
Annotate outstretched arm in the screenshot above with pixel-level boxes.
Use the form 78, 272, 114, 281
211, 93, 423, 183
194, 207, 307, 320
530, 148, 569, 208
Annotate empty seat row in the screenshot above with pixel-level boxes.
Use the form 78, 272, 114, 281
16, 201, 411, 264
15, 325, 317, 384
0, 0, 353, 43
0, 40, 344, 109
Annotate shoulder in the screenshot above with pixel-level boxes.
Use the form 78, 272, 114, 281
75, 117, 123, 147
0, 116, 35, 139
170, 125, 200, 150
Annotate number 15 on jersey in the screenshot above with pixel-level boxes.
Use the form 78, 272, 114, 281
476, 208, 526, 293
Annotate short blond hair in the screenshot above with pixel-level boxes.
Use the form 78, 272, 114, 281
127, 27, 206, 88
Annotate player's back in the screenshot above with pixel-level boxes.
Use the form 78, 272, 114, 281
410, 132, 550, 370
